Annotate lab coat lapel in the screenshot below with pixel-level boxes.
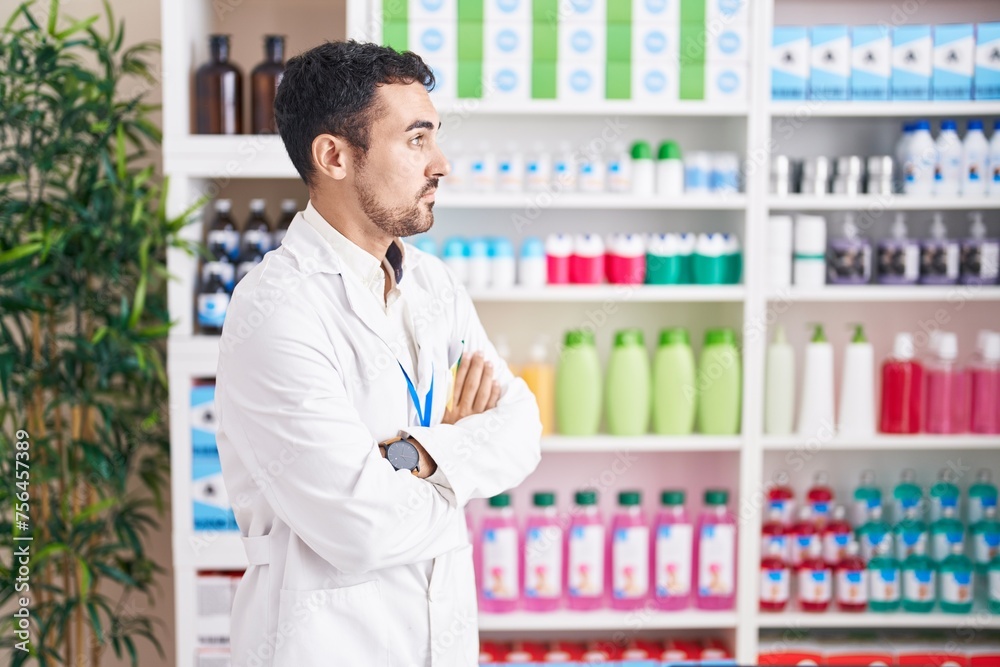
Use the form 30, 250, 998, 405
339, 270, 419, 385
400, 276, 437, 405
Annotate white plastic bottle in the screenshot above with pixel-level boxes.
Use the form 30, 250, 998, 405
497, 142, 525, 193
526, 143, 552, 193
838, 324, 876, 439
798, 324, 836, 438
517, 237, 547, 288
656, 141, 684, 197
684, 151, 712, 195
989, 120, 1000, 197
467, 237, 492, 290
553, 141, 578, 192
631, 141, 655, 196
606, 142, 633, 194
933, 120, 963, 198
443, 237, 469, 286
962, 120, 990, 198
490, 237, 517, 289
765, 324, 796, 435
471, 142, 497, 193
904, 120, 936, 197
578, 149, 607, 193
446, 141, 470, 192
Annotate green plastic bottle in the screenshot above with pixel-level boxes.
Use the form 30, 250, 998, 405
902, 542, 936, 613
969, 469, 999, 525
893, 468, 924, 524
852, 470, 882, 528
988, 553, 1000, 614
857, 505, 892, 562
931, 505, 965, 564
605, 329, 651, 436
651, 328, 696, 435
555, 330, 602, 436
971, 505, 1000, 573
696, 328, 741, 435
929, 468, 961, 523
939, 540, 974, 614
868, 536, 902, 612
893, 505, 929, 562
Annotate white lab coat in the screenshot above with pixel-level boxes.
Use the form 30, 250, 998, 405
214, 213, 542, 667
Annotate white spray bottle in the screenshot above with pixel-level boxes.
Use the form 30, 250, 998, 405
798, 324, 835, 439
838, 324, 875, 439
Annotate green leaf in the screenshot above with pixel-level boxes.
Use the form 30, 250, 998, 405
76, 557, 92, 597
55, 15, 98, 41
0, 242, 43, 264
85, 602, 104, 644
46, 0, 59, 35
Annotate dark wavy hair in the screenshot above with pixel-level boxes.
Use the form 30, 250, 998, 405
274, 40, 435, 186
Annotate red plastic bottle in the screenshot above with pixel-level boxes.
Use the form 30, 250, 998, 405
834, 540, 868, 612
807, 471, 835, 524
879, 332, 924, 434
790, 506, 820, 570
761, 506, 790, 564
759, 541, 790, 612
767, 476, 795, 526
822, 505, 853, 566
797, 540, 832, 612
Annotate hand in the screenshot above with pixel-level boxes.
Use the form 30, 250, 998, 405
442, 351, 500, 425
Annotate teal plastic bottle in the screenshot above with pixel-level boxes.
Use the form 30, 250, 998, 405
939, 540, 974, 613
696, 328, 741, 435
652, 328, 697, 435
857, 505, 892, 562
893, 505, 929, 562
989, 553, 1000, 613
556, 330, 602, 436
929, 468, 961, 523
971, 505, 1000, 573
893, 468, 924, 524
605, 329, 651, 436
867, 536, 902, 612
969, 469, 999, 525
902, 542, 936, 613
931, 505, 965, 564
852, 470, 882, 528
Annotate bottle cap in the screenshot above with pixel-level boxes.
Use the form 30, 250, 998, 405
575, 490, 598, 505
915, 120, 931, 131
810, 324, 828, 343
209, 34, 231, 50
832, 505, 846, 521
969, 119, 984, 131
614, 328, 645, 347
249, 198, 266, 212
564, 329, 595, 348
280, 198, 297, 211
215, 199, 233, 212
705, 489, 729, 505
489, 493, 511, 508
413, 236, 438, 257
938, 332, 958, 361
618, 490, 642, 506
662, 490, 685, 506
545, 233, 573, 256
941, 119, 958, 131
772, 324, 788, 345
850, 324, 867, 344
657, 140, 682, 160
983, 332, 1000, 363
520, 236, 545, 259
533, 492, 556, 507
490, 237, 515, 258
442, 237, 468, 258
893, 333, 915, 360
631, 141, 653, 160
704, 328, 736, 347
573, 233, 605, 257
468, 238, 490, 258
659, 327, 690, 346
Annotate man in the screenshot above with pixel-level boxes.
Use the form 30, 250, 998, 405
214, 41, 542, 667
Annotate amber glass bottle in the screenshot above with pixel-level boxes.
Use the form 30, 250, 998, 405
251, 35, 285, 134
195, 35, 243, 135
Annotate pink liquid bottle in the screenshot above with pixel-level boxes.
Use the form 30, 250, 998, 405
834, 540, 868, 612
523, 491, 563, 612
807, 471, 835, 525
652, 490, 693, 610
797, 539, 832, 612
759, 541, 791, 612
790, 506, 820, 570
761, 506, 790, 564
969, 331, 1000, 434
609, 490, 650, 610
822, 505, 853, 567
880, 333, 924, 434
566, 490, 605, 610
694, 489, 736, 610
545, 233, 572, 285
925, 332, 968, 434
479, 493, 520, 613
767, 474, 796, 525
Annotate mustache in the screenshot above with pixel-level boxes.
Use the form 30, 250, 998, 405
418, 179, 439, 197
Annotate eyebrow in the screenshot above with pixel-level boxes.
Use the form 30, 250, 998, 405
404, 120, 441, 132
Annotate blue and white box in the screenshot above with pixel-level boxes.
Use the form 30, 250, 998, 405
706, 61, 747, 101
425, 59, 456, 99
559, 21, 606, 62
933, 24, 975, 100
633, 59, 680, 101
851, 26, 891, 101
772, 27, 810, 100
193, 453, 238, 532
484, 59, 530, 100
710, 22, 749, 63
559, 0, 605, 22
486, 22, 531, 62
191, 385, 217, 458
408, 0, 457, 22
809, 25, 850, 100
557, 60, 605, 101
633, 0, 679, 24
409, 20, 457, 64
975, 22, 1000, 100
485, 0, 531, 23
707, 0, 750, 26
632, 22, 680, 63
892, 25, 932, 100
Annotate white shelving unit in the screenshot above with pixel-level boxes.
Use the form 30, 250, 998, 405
162, 1, 1000, 665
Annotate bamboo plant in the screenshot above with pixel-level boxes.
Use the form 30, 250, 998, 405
0, 2, 198, 664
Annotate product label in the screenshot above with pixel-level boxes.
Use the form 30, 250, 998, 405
920, 244, 960, 281
933, 532, 959, 561
768, 499, 795, 525
525, 526, 563, 599
941, 571, 973, 605
990, 570, 1000, 604
878, 243, 920, 281
206, 229, 239, 259
974, 531, 1000, 565
961, 242, 1000, 281
904, 568, 936, 602
698, 524, 735, 597
481, 527, 519, 600
612, 527, 649, 599
836, 569, 868, 606
197, 294, 230, 329
853, 498, 881, 528
568, 525, 604, 598
870, 567, 901, 602
971, 495, 998, 525
798, 568, 832, 604
823, 532, 850, 564
656, 524, 693, 598
762, 534, 790, 563
242, 229, 271, 254
793, 534, 821, 566
811, 502, 831, 520
760, 568, 790, 604
895, 529, 928, 561
860, 531, 886, 562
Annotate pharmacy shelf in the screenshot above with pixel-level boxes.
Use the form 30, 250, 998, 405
769, 101, 1000, 118
767, 196, 1000, 211
767, 286, 1000, 302
541, 436, 742, 453
757, 609, 1000, 629
760, 435, 1000, 451
436, 192, 747, 210
164, 135, 297, 179
436, 99, 749, 117
176, 532, 245, 570
469, 285, 745, 303
479, 610, 738, 633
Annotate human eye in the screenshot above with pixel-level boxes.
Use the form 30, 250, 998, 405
410, 134, 424, 147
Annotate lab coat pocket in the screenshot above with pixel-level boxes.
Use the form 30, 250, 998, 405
272, 579, 388, 667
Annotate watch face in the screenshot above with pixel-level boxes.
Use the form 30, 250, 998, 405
386, 440, 420, 472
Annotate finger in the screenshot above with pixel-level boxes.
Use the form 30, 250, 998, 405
486, 381, 500, 409
452, 351, 477, 407
458, 354, 485, 411
472, 362, 494, 413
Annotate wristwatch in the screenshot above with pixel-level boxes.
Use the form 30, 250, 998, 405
381, 436, 420, 474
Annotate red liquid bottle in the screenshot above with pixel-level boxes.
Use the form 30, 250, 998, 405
835, 540, 869, 612
797, 540, 832, 612
822, 505, 853, 566
790, 506, 820, 570
767, 475, 795, 526
807, 471, 835, 525
760, 541, 790, 612
880, 332, 924, 433
762, 506, 790, 564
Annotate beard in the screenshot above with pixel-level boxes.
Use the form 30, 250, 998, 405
356, 168, 438, 238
